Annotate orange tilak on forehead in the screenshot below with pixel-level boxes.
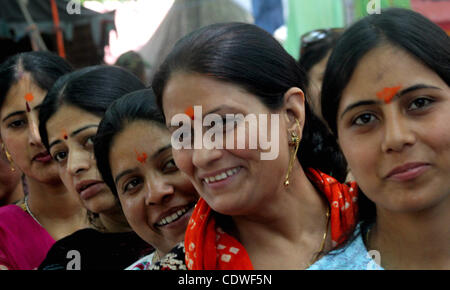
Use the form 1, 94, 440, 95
24, 93, 34, 112
135, 149, 148, 164
376, 86, 403, 104
185, 106, 195, 120
24, 93, 34, 102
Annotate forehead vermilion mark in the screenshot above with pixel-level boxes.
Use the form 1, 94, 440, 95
376, 86, 403, 104
184, 106, 195, 120
24, 93, 34, 102
134, 149, 148, 164
25, 93, 34, 113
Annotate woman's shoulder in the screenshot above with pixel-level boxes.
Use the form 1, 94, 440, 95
39, 229, 151, 270
0, 205, 55, 269
42, 228, 149, 254
0, 204, 50, 236
0, 204, 25, 219
308, 224, 383, 270
47, 228, 99, 247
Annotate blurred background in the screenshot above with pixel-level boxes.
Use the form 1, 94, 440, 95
1, 0, 449, 84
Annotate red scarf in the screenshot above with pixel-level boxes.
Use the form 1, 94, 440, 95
184, 168, 358, 270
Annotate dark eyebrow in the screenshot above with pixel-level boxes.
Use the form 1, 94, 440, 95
2, 111, 25, 123
397, 84, 441, 96
339, 100, 381, 120
152, 144, 171, 159
70, 125, 98, 138
49, 124, 98, 149
339, 84, 442, 119
114, 168, 137, 185
48, 140, 62, 150
2, 104, 45, 123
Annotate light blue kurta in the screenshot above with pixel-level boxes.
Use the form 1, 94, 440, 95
308, 224, 383, 270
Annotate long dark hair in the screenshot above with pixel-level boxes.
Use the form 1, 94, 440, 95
0, 51, 73, 110
94, 89, 165, 196
321, 8, 450, 230
38, 65, 146, 150
153, 22, 348, 182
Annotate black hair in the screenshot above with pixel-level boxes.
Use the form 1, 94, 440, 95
38, 65, 146, 151
321, 8, 450, 232
94, 88, 165, 196
0, 51, 73, 110
299, 29, 343, 75
153, 22, 348, 182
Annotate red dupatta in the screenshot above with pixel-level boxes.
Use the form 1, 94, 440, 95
184, 168, 359, 270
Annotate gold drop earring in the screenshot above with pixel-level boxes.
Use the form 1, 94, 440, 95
2, 144, 16, 172
284, 119, 301, 187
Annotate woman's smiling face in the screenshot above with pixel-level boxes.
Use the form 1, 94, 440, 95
161, 72, 301, 217
110, 120, 198, 254
337, 44, 450, 213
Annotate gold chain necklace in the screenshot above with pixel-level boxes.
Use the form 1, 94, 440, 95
24, 195, 43, 227
365, 225, 373, 248
307, 205, 330, 268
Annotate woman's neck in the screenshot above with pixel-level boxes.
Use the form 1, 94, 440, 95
98, 206, 132, 233
25, 176, 89, 240
370, 195, 450, 269
232, 164, 331, 269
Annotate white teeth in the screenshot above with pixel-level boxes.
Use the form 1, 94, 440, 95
203, 167, 240, 184
157, 206, 190, 226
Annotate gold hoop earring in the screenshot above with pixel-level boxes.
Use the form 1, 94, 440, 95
284, 119, 301, 187
2, 144, 16, 172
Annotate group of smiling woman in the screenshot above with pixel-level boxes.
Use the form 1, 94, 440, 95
0, 8, 448, 270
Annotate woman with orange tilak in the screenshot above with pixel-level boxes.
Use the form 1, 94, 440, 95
315, 8, 450, 269
152, 23, 358, 270
0, 52, 88, 270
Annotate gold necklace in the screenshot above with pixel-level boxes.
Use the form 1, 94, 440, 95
307, 205, 330, 268
365, 225, 373, 248
24, 195, 43, 227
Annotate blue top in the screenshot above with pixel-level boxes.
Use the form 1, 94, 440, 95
308, 224, 383, 270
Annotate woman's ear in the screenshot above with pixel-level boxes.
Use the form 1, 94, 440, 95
283, 87, 306, 134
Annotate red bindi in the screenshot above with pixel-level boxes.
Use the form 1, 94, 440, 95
62, 129, 68, 140
135, 149, 148, 164
376, 86, 403, 104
